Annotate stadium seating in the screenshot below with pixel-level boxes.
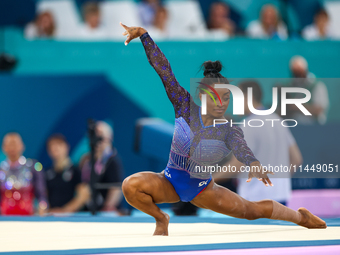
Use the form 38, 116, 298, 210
165, 0, 208, 39
325, 0, 340, 38
34, 0, 208, 40
30, 0, 340, 41
99, 1, 142, 39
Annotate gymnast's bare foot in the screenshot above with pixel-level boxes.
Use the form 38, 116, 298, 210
153, 212, 170, 236
298, 207, 327, 229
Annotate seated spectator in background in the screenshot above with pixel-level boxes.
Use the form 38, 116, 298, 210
246, 4, 287, 40
46, 134, 90, 214
146, 6, 169, 39
24, 11, 56, 40
80, 121, 123, 212
287, 56, 329, 124
0, 133, 48, 215
207, 2, 235, 39
138, 0, 161, 27
302, 9, 336, 41
78, 2, 108, 40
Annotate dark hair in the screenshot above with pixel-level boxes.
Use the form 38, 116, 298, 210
238, 80, 262, 103
202, 60, 223, 77
197, 61, 229, 96
47, 134, 69, 148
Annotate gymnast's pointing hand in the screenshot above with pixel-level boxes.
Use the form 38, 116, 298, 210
120, 22, 147, 46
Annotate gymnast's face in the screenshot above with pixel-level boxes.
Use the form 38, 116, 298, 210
199, 85, 230, 119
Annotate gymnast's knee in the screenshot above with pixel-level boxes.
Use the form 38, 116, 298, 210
122, 174, 143, 198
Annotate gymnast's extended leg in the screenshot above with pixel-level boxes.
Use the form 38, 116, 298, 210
191, 181, 327, 229
122, 171, 180, 235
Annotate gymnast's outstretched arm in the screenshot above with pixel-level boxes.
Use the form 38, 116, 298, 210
120, 23, 189, 113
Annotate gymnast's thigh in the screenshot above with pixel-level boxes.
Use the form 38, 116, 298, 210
190, 180, 249, 218
124, 171, 180, 204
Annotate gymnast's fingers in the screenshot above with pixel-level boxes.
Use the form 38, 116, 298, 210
122, 31, 128, 36
120, 22, 129, 31
266, 177, 273, 186
262, 178, 268, 187
125, 36, 132, 46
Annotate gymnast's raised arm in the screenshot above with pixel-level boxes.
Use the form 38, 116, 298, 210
120, 22, 189, 110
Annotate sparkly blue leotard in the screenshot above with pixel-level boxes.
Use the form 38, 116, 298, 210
140, 32, 258, 202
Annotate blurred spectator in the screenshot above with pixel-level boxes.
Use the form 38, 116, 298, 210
207, 2, 235, 39
287, 56, 329, 124
46, 134, 90, 214
80, 121, 123, 212
0, 133, 48, 215
214, 81, 303, 205
287, 0, 323, 33
302, 9, 336, 41
24, 11, 56, 39
138, 0, 161, 27
146, 6, 169, 39
78, 2, 108, 40
246, 4, 288, 40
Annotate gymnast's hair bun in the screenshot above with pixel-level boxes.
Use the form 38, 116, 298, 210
202, 60, 223, 76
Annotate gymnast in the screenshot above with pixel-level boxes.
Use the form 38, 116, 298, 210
119, 23, 327, 235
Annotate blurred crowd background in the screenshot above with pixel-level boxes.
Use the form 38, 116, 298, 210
0, 0, 339, 216
1, 0, 340, 40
